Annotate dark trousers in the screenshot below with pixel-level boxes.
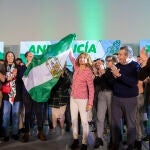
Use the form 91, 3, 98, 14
65, 102, 71, 126
42, 102, 48, 122
111, 96, 137, 150
23, 92, 43, 133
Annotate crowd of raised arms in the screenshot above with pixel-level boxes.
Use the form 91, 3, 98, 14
0, 46, 150, 150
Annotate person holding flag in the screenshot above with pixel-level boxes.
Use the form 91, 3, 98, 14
21, 34, 76, 142
21, 51, 47, 142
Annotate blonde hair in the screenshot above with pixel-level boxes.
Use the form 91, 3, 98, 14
75, 52, 92, 69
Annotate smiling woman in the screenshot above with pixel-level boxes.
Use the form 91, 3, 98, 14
75, 52, 92, 68
2, 51, 23, 142
69, 51, 94, 150
5, 52, 15, 65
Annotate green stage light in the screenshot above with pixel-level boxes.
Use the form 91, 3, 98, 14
76, 0, 104, 40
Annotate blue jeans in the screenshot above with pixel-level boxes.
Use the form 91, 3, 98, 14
48, 106, 52, 123
2, 100, 21, 137
146, 105, 150, 136
42, 102, 48, 122
147, 105, 150, 119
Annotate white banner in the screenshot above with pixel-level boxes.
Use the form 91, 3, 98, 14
0, 42, 4, 59
20, 41, 53, 63
20, 40, 121, 70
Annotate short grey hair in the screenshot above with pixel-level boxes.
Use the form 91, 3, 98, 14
120, 45, 133, 58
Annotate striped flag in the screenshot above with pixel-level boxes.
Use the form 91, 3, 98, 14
23, 34, 76, 102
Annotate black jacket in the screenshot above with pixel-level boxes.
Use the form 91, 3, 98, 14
3, 65, 23, 102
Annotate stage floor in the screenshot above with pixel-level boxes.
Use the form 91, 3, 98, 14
0, 127, 149, 150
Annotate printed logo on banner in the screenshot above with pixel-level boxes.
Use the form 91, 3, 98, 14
73, 41, 96, 53
68, 40, 121, 71
100, 40, 121, 57
72, 40, 121, 59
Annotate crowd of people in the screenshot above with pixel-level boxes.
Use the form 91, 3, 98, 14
0, 46, 150, 150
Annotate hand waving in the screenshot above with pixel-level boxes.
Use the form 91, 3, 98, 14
140, 47, 148, 67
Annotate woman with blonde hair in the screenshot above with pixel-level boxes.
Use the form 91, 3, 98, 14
69, 51, 94, 150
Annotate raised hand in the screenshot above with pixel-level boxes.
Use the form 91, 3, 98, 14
139, 47, 148, 67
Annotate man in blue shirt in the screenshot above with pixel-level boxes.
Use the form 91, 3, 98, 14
110, 46, 140, 150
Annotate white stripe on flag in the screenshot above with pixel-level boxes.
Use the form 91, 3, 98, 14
23, 49, 70, 91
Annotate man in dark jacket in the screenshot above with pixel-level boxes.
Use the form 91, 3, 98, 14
21, 51, 47, 142
110, 46, 140, 150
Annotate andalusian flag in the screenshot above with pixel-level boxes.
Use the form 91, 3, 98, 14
23, 34, 76, 102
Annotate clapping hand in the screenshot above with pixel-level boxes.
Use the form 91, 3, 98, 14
111, 65, 121, 78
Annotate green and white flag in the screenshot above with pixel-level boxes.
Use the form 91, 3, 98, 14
23, 34, 76, 102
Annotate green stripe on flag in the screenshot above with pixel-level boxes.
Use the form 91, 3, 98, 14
29, 77, 59, 102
